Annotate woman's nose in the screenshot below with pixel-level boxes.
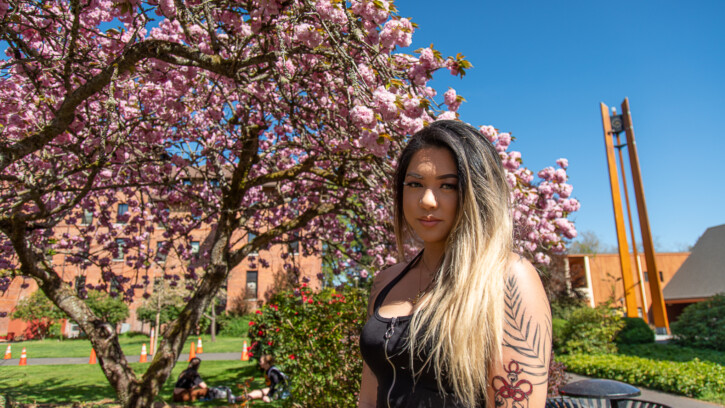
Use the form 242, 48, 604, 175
419, 189, 437, 209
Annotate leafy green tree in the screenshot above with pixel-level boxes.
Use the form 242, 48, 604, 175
85, 290, 130, 327
12, 290, 65, 339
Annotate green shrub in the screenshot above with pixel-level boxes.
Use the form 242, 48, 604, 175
249, 283, 367, 408
559, 306, 624, 354
550, 297, 587, 320
558, 353, 725, 400
615, 317, 654, 345
671, 294, 725, 351
218, 313, 253, 337
618, 343, 725, 365
552, 318, 568, 352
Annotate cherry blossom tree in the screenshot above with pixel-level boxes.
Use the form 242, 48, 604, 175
0, 0, 578, 405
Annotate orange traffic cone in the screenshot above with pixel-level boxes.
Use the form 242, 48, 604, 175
241, 341, 249, 361
149, 327, 155, 355
188, 341, 196, 361
197, 337, 203, 354
3, 344, 10, 359
89, 348, 97, 364
139, 344, 148, 363
19, 347, 27, 366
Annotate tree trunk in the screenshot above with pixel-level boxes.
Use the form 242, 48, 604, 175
210, 300, 217, 342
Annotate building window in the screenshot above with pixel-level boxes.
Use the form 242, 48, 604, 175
117, 203, 128, 224
191, 241, 200, 258
157, 207, 169, 229
156, 241, 167, 263
81, 209, 93, 225
114, 238, 125, 261
248, 232, 258, 256
246, 271, 258, 300
643, 271, 649, 282
110, 276, 121, 294
659, 271, 664, 282
289, 232, 299, 255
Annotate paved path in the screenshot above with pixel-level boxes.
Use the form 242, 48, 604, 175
0, 352, 242, 366
568, 373, 725, 408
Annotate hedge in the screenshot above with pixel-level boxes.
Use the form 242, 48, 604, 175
557, 353, 725, 399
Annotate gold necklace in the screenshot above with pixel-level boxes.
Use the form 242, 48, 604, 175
410, 256, 434, 306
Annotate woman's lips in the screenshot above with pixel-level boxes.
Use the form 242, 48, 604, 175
418, 217, 441, 227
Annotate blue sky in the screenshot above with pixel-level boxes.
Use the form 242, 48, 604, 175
395, 0, 725, 251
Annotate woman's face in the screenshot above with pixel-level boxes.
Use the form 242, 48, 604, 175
402, 147, 459, 248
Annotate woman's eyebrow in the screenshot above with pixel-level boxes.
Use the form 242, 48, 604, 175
405, 172, 458, 179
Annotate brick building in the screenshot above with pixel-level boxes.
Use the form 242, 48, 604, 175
1, 198, 322, 338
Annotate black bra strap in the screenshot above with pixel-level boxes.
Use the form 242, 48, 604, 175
373, 251, 423, 312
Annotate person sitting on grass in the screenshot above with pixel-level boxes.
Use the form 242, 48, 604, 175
173, 357, 235, 403
234, 354, 289, 403
173, 357, 208, 402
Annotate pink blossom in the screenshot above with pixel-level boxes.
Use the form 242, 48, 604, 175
553, 168, 567, 183
479, 125, 498, 143
496, 132, 511, 152
534, 252, 551, 265
561, 198, 581, 212
294, 24, 323, 48
380, 18, 413, 49
436, 111, 457, 121
350, 105, 375, 127
443, 88, 462, 112
537, 167, 555, 181
0, 0, 9, 19
557, 183, 573, 198
556, 158, 569, 169
373, 87, 398, 120
158, 0, 176, 17
316, 0, 347, 24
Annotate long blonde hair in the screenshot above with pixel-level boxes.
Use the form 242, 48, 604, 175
393, 120, 513, 407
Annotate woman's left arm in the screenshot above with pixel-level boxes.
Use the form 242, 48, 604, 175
487, 255, 552, 408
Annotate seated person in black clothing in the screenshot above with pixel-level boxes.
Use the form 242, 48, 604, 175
173, 357, 208, 402
236, 354, 288, 403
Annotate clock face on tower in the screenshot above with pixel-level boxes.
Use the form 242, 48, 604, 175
610, 115, 624, 134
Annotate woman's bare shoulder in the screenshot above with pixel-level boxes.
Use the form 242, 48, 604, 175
506, 253, 548, 301
366, 262, 407, 314
506, 252, 550, 310
371, 262, 407, 295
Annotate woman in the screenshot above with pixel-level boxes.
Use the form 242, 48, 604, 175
235, 354, 289, 402
173, 357, 208, 402
359, 120, 551, 408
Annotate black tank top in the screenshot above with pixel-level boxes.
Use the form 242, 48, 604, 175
360, 253, 482, 408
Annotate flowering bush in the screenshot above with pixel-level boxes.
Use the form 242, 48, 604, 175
249, 283, 367, 408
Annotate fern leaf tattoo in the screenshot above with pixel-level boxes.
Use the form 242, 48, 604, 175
503, 274, 552, 385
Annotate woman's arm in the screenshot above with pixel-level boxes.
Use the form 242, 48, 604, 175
487, 255, 552, 408
359, 361, 378, 408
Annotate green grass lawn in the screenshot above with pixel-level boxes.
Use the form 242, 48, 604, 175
0, 360, 283, 407
3, 334, 248, 359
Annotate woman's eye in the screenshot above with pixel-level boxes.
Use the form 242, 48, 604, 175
404, 181, 422, 188
441, 183, 458, 190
